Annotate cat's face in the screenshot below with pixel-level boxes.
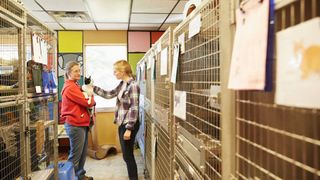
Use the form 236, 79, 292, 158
84, 76, 91, 85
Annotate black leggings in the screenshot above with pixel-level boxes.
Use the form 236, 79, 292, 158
118, 122, 140, 180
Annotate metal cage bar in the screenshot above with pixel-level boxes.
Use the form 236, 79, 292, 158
0, 0, 25, 23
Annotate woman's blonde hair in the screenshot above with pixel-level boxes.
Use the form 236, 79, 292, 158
113, 60, 133, 78
64, 61, 79, 80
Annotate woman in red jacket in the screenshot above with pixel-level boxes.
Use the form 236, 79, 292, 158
61, 61, 95, 180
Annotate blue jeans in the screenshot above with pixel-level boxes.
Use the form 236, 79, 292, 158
64, 123, 89, 180
118, 122, 140, 180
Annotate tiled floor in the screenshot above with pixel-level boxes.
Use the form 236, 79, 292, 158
84, 150, 145, 180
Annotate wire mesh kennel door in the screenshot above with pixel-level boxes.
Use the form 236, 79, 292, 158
173, 0, 222, 179
233, 0, 320, 179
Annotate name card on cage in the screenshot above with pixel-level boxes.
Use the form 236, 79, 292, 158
228, 0, 270, 90
171, 44, 180, 84
188, 14, 201, 39
174, 90, 186, 120
178, 33, 185, 54
32, 33, 48, 65
275, 17, 320, 109
147, 55, 153, 70
35, 86, 42, 93
160, 47, 168, 75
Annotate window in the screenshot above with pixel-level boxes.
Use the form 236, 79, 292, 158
85, 45, 127, 111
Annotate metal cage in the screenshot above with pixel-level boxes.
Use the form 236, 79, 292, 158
144, 113, 155, 180
27, 97, 57, 174
144, 48, 155, 118
153, 27, 173, 132
0, 102, 25, 180
0, 0, 24, 101
1, 1, 58, 179
154, 122, 172, 180
25, 13, 58, 179
152, 27, 175, 180
173, 0, 222, 179
233, 0, 320, 179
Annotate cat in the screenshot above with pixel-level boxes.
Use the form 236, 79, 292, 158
294, 42, 320, 79
82, 76, 95, 127
82, 76, 94, 104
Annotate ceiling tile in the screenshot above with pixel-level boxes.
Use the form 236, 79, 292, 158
46, 22, 64, 30
86, 0, 130, 23
166, 14, 183, 23
36, 0, 87, 11
129, 23, 161, 31
29, 11, 56, 22
132, 0, 177, 13
22, 0, 43, 11
96, 23, 128, 30
61, 23, 96, 30
173, 0, 188, 13
131, 14, 167, 24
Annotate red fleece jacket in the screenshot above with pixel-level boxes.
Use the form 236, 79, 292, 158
61, 80, 95, 126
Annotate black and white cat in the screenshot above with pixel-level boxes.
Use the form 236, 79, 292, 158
82, 76, 95, 127
82, 76, 94, 105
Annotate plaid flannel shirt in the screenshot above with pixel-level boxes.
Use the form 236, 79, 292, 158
93, 79, 140, 130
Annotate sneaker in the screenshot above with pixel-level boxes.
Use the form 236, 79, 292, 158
84, 176, 93, 180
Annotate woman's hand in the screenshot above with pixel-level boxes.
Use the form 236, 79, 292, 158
123, 129, 131, 140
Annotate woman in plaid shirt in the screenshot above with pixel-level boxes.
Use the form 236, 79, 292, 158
93, 60, 140, 180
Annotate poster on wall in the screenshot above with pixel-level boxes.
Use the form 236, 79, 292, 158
276, 17, 320, 109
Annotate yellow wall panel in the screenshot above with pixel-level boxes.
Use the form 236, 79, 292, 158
58, 31, 83, 52
84, 30, 127, 44
92, 112, 121, 151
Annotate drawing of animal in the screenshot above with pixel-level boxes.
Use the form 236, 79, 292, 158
294, 42, 320, 79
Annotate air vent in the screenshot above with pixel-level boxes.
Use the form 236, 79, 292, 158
50, 11, 91, 23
